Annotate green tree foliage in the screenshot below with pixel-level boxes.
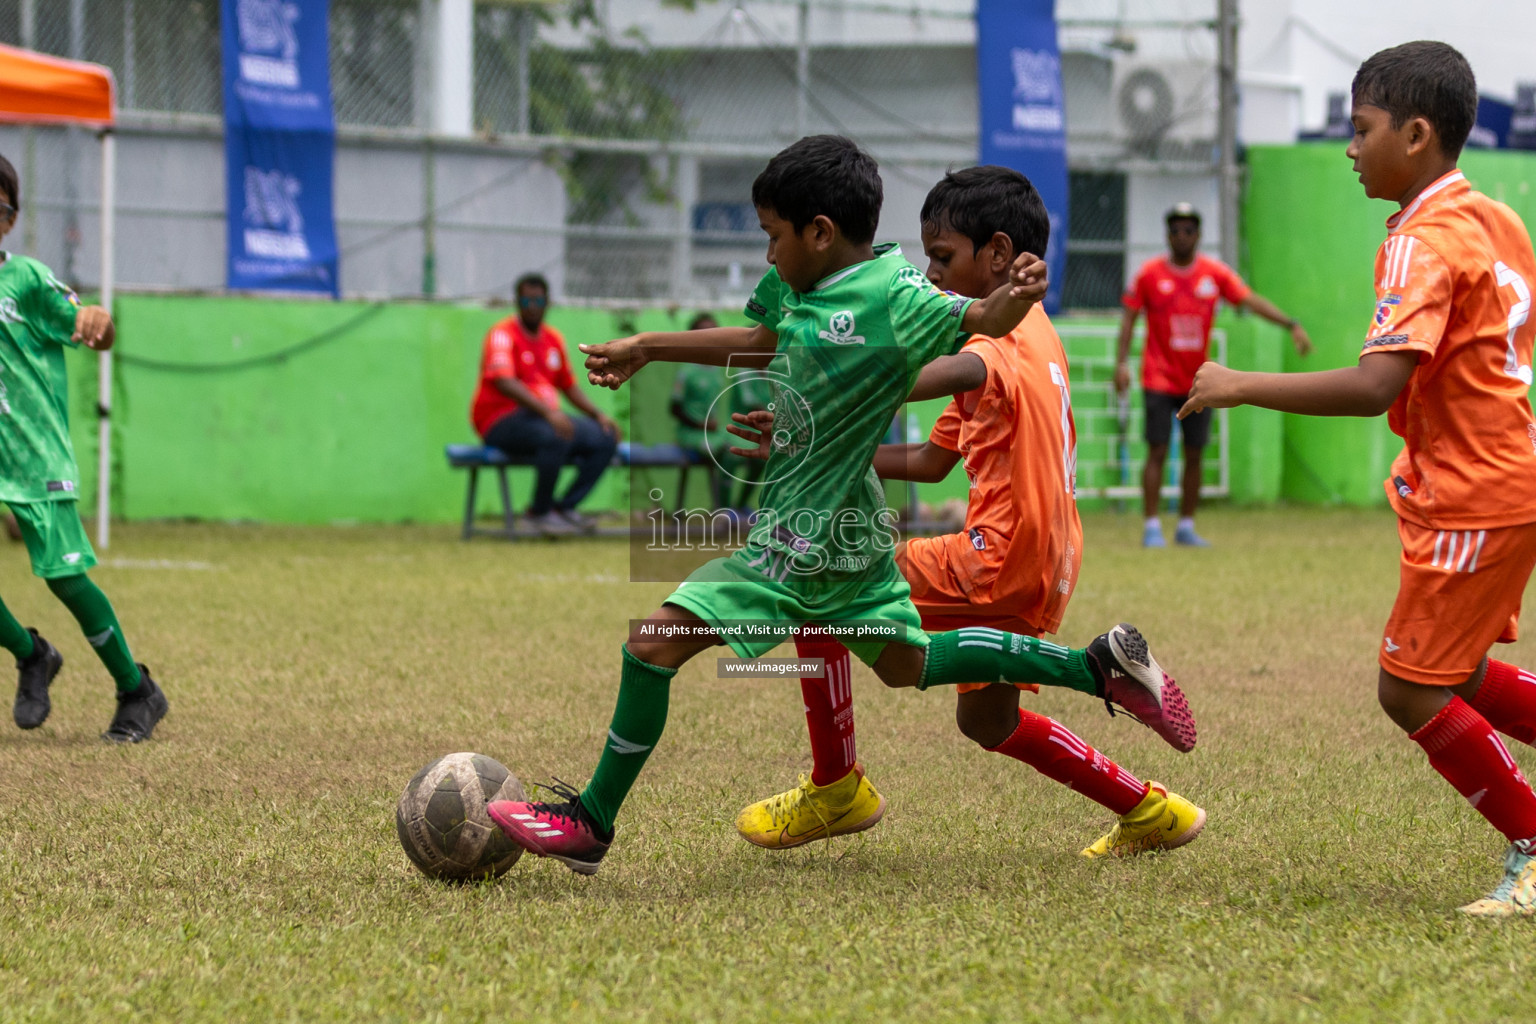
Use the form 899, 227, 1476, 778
475, 1, 709, 225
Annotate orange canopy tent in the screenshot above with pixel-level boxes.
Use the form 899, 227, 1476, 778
0, 43, 115, 126
0, 44, 118, 546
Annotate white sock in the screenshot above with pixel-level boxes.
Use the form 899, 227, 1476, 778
1178, 517, 1196, 532
1144, 517, 1161, 531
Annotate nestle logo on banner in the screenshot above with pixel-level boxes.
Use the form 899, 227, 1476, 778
237, 0, 301, 89
1010, 47, 1063, 132
243, 167, 311, 260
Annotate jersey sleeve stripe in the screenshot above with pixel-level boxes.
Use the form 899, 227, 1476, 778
1392, 237, 1417, 288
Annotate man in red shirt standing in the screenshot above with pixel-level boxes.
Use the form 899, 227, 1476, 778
471, 273, 619, 536
1114, 203, 1311, 547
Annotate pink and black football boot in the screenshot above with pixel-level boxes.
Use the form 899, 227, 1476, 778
487, 780, 612, 875
1085, 623, 1197, 753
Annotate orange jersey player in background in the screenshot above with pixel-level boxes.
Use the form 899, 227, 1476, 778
731, 166, 1204, 860
1183, 41, 1536, 916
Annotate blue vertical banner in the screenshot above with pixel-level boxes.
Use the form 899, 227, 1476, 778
977, 0, 1068, 313
222, 0, 339, 295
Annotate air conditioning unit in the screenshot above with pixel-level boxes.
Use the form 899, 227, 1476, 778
1111, 60, 1215, 157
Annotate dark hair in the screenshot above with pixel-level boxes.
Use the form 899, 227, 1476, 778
0, 153, 18, 211
514, 272, 549, 296
1351, 41, 1477, 159
688, 312, 718, 330
920, 165, 1049, 259
750, 135, 881, 244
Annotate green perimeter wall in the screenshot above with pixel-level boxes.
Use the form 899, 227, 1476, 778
1244, 144, 1536, 504
63, 145, 1534, 523
69, 299, 1280, 524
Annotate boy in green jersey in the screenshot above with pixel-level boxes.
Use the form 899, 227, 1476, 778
0, 154, 168, 743
486, 137, 1193, 874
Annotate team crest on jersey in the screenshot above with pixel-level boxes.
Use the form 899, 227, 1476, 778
546, 349, 561, 371
0, 298, 21, 325
1374, 293, 1401, 328
818, 310, 865, 345
1195, 276, 1218, 299
1157, 279, 1175, 294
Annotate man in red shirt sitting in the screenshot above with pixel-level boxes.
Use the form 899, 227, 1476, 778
471, 274, 619, 536
1113, 203, 1311, 547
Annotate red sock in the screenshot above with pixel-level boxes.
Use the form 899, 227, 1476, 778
987, 709, 1149, 815
795, 633, 855, 786
1471, 659, 1536, 747
1411, 696, 1536, 844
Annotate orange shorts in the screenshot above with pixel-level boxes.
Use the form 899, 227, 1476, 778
1381, 519, 1536, 684
897, 538, 1043, 695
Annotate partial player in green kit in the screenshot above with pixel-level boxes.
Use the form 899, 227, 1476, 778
0, 153, 168, 743
669, 312, 767, 511
482, 136, 1194, 875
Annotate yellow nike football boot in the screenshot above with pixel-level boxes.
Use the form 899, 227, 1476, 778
1458, 842, 1536, 917
1080, 782, 1206, 858
735, 763, 886, 849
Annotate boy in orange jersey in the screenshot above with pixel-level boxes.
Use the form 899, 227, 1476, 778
1184, 41, 1536, 916
732, 166, 1204, 859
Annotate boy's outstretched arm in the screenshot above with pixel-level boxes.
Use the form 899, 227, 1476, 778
906, 352, 986, 402
960, 252, 1048, 339
725, 410, 962, 483
73, 306, 114, 351
580, 324, 777, 390
870, 442, 961, 483
1178, 350, 1417, 419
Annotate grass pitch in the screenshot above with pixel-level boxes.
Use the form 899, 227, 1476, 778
0, 508, 1532, 1022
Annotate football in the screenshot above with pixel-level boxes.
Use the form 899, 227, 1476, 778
395, 752, 526, 881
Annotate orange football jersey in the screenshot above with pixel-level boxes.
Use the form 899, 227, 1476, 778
1362, 170, 1536, 529
927, 304, 1083, 632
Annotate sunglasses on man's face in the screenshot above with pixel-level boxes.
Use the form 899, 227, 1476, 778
0, 203, 14, 221
1167, 223, 1199, 236
518, 294, 547, 308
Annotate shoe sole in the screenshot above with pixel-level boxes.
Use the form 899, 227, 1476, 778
740, 795, 887, 850
1458, 899, 1536, 917
486, 801, 603, 876
1106, 625, 1198, 753
13, 645, 63, 730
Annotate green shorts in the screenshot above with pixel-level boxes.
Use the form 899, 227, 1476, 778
663, 549, 927, 667
9, 500, 97, 579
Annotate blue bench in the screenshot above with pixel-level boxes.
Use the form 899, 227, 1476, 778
445, 442, 719, 540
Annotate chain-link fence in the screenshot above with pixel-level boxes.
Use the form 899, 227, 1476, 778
0, 0, 1220, 307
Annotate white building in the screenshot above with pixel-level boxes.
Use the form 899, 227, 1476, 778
2, 0, 1530, 305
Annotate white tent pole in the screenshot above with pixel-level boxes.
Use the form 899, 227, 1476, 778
96, 128, 114, 549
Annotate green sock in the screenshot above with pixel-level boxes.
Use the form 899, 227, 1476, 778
0, 595, 32, 660
579, 646, 675, 835
918, 628, 1098, 694
46, 574, 142, 693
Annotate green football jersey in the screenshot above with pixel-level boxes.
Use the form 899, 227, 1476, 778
733, 243, 973, 586
0, 254, 85, 504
